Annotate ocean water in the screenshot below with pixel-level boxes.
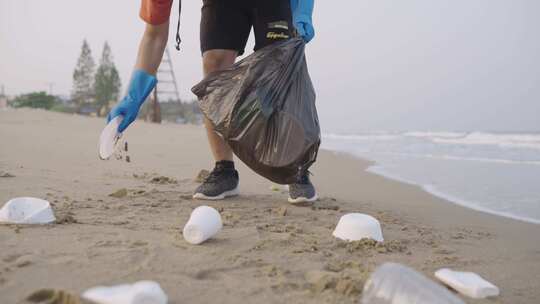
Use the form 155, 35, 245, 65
321, 131, 540, 224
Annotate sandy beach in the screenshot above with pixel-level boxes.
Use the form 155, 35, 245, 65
1, 108, 539, 303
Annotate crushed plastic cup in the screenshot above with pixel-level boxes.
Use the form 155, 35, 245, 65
183, 206, 222, 245
361, 263, 465, 304
99, 116, 123, 160
0, 197, 56, 224
435, 268, 500, 299
82, 280, 167, 304
332, 213, 383, 242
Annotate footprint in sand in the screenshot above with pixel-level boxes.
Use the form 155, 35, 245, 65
2, 253, 24, 263
16, 257, 33, 268
2, 253, 34, 270
0, 171, 15, 178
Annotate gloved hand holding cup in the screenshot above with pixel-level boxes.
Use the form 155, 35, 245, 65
107, 69, 157, 133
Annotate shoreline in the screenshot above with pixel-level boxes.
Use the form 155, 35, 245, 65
1, 108, 540, 303
364, 164, 540, 225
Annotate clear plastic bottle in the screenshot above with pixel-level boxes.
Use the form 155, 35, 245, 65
361, 263, 465, 304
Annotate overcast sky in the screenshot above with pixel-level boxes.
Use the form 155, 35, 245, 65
1, 0, 539, 132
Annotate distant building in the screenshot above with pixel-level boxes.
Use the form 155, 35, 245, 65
78, 104, 98, 116
56, 94, 72, 105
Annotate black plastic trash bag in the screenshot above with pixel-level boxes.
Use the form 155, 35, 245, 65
192, 38, 320, 184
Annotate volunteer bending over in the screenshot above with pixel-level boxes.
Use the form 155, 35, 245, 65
107, 0, 317, 203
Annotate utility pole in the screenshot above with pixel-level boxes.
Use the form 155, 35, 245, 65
46, 82, 55, 95
147, 48, 181, 123
0, 84, 6, 108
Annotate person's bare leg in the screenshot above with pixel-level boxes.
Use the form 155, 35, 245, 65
202, 49, 238, 162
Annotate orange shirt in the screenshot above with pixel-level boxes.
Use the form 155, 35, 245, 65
140, 0, 173, 25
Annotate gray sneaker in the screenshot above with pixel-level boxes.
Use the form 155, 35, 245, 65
288, 172, 318, 204
193, 161, 240, 200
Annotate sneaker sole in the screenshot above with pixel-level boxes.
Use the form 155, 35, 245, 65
192, 186, 240, 200
288, 193, 318, 205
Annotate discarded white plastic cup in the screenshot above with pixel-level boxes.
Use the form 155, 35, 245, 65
332, 213, 383, 242
99, 116, 123, 160
0, 197, 56, 224
435, 268, 500, 299
131, 281, 168, 304
82, 280, 167, 304
183, 206, 222, 245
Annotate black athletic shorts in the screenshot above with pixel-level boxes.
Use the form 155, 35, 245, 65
200, 0, 294, 56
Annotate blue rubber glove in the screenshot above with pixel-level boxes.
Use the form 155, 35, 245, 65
290, 0, 315, 43
107, 69, 157, 133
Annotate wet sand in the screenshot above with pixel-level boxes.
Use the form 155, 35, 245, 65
1, 108, 539, 303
